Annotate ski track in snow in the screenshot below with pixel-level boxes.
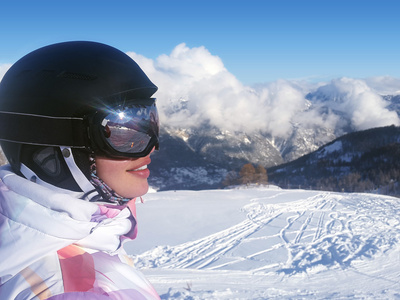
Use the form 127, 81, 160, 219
136, 191, 400, 274
132, 189, 400, 298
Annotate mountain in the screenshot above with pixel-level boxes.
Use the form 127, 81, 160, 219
149, 93, 399, 191
148, 126, 284, 190
148, 123, 335, 190
127, 187, 400, 299
384, 94, 400, 116
267, 125, 400, 196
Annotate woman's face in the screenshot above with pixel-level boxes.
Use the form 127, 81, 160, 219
95, 148, 154, 199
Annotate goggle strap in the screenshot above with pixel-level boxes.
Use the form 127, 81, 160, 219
0, 111, 88, 147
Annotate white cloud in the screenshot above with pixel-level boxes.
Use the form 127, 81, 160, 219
128, 44, 312, 138
311, 78, 400, 131
0, 64, 12, 82
127, 45, 400, 138
2, 45, 398, 139
156, 43, 226, 78
365, 76, 400, 95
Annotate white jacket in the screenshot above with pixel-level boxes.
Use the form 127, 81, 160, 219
0, 165, 160, 299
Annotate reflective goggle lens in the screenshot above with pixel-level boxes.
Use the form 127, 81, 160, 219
101, 102, 159, 154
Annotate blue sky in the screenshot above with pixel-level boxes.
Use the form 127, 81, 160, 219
1, 0, 399, 84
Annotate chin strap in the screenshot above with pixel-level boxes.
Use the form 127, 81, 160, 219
60, 146, 99, 200
89, 159, 132, 205
20, 163, 66, 192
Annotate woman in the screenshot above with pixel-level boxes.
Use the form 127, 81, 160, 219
0, 41, 160, 299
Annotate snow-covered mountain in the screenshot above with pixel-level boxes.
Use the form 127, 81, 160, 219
268, 125, 400, 196
149, 93, 399, 191
384, 94, 400, 116
127, 187, 400, 299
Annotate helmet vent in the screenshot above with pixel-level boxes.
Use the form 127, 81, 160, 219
58, 71, 97, 81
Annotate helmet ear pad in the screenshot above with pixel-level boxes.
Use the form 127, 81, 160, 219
19, 145, 83, 191
1, 141, 94, 192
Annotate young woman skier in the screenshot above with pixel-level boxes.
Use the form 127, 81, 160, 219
0, 41, 161, 299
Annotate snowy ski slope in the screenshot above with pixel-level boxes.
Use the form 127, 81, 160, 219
126, 187, 400, 299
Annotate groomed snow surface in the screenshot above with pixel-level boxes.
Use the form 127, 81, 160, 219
126, 186, 400, 299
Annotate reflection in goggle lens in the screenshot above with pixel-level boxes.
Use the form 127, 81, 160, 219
101, 103, 159, 154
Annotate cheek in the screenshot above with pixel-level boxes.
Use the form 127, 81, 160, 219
95, 158, 127, 189
94, 157, 149, 198
96, 159, 124, 179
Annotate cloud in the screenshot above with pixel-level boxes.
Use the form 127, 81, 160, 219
364, 76, 400, 95
310, 78, 400, 131
128, 44, 312, 137
129, 44, 400, 137
0, 64, 12, 82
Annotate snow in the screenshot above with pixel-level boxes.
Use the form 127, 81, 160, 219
318, 140, 342, 155
126, 187, 400, 299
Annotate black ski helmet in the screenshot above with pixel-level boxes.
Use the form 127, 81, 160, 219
0, 41, 158, 193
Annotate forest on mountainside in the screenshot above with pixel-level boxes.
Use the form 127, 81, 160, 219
267, 126, 400, 197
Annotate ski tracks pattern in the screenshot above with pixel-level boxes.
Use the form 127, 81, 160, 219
134, 191, 400, 275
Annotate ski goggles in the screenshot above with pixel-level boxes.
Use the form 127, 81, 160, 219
0, 99, 159, 158
89, 98, 159, 158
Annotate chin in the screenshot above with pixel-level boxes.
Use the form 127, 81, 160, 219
123, 184, 149, 199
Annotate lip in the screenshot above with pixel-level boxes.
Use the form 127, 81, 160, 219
127, 157, 151, 171
127, 167, 150, 179
126, 158, 151, 178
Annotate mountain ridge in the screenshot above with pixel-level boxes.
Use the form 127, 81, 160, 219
267, 125, 400, 196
